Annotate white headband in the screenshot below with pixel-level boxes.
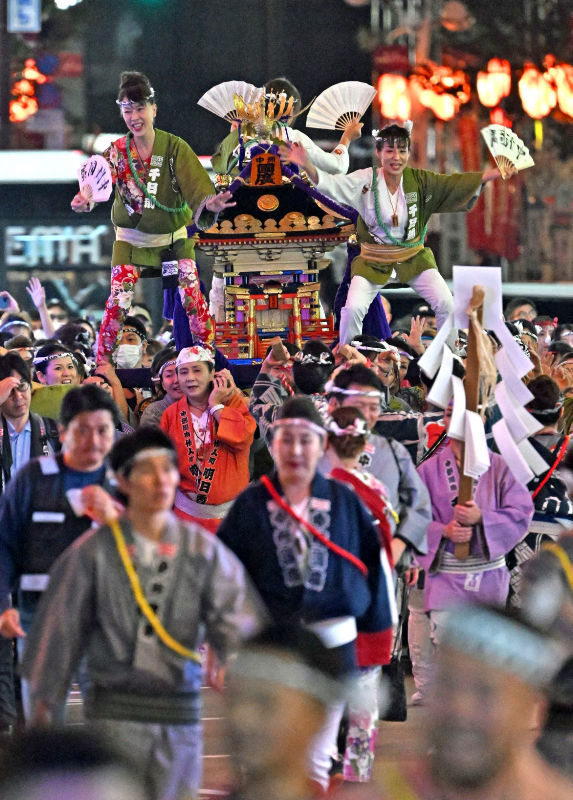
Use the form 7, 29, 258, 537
117, 446, 176, 475
324, 381, 383, 400
231, 651, 346, 707
442, 605, 568, 687
272, 417, 326, 439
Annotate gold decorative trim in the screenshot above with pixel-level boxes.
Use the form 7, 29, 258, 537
257, 194, 280, 212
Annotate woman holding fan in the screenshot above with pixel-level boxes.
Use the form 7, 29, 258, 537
72, 71, 235, 363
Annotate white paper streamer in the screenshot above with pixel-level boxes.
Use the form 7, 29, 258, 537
491, 319, 534, 379
418, 314, 453, 379
495, 347, 534, 406
495, 381, 542, 442
426, 346, 454, 408
464, 411, 490, 478
448, 375, 466, 441
452, 265, 503, 329
516, 438, 551, 477
492, 418, 534, 483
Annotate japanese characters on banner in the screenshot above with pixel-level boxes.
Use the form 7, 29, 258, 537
419, 266, 545, 483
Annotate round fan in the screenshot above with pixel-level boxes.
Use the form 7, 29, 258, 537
306, 81, 377, 130
481, 124, 535, 179
197, 81, 263, 122
77, 155, 112, 203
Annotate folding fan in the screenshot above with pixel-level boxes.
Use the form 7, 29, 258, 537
480, 124, 535, 179
306, 81, 377, 130
197, 81, 263, 122
77, 155, 112, 203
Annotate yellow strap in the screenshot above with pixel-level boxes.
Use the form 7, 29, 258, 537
542, 542, 573, 592
109, 519, 202, 664
377, 764, 420, 800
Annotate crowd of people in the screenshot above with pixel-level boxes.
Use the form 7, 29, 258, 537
1, 274, 572, 799
0, 69, 571, 800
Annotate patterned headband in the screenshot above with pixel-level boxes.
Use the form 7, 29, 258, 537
349, 339, 388, 354
176, 345, 215, 367
526, 402, 564, 416
122, 326, 147, 342
116, 89, 155, 108
294, 351, 334, 366
33, 352, 77, 368
155, 359, 177, 380
514, 320, 538, 342
326, 417, 369, 438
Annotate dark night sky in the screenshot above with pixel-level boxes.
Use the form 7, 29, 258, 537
83, 0, 373, 154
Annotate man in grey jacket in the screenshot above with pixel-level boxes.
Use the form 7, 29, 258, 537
21, 426, 265, 800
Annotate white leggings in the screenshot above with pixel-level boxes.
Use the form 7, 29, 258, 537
339, 269, 454, 345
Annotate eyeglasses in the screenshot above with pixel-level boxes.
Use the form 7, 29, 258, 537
10, 380, 31, 395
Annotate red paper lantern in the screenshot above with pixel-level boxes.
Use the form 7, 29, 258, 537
544, 55, 573, 118
377, 74, 412, 120
419, 89, 460, 121
22, 59, 47, 85
9, 95, 39, 122
518, 63, 556, 119
477, 59, 511, 107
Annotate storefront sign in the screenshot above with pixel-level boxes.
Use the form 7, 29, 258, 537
7, 0, 41, 33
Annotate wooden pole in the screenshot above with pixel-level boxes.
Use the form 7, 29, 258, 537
455, 285, 484, 560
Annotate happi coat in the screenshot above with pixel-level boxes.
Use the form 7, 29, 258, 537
160, 392, 255, 510
417, 445, 534, 611
218, 471, 395, 666
20, 514, 263, 723
104, 129, 216, 269
315, 165, 484, 284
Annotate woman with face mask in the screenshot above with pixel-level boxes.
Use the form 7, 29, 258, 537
71, 71, 235, 366
109, 316, 148, 425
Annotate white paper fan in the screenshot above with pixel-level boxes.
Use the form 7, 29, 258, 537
197, 81, 263, 122
480, 124, 535, 179
77, 155, 112, 203
306, 81, 376, 130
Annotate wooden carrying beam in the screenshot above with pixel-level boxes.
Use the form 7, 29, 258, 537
455, 285, 484, 561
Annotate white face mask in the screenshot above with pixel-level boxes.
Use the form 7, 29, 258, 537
114, 343, 142, 368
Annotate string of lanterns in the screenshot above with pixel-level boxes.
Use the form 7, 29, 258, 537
378, 54, 573, 123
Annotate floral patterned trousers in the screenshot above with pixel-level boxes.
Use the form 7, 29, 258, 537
97, 260, 213, 362
343, 665, 381, 782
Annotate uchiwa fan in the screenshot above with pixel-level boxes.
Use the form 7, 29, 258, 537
481, 124, 535, 179
306, 81, 376, 130
197, 81, 263, 122
77, 155, 112, 203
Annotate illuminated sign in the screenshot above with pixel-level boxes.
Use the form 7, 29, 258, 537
7, 0, 41, 33
4, 224, 113, 267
